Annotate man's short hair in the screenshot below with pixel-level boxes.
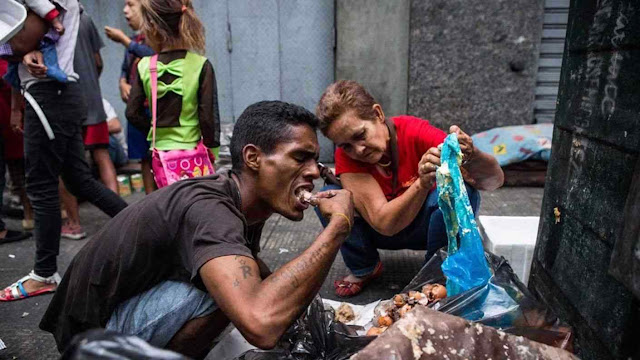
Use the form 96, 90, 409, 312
231, 101, 319, 171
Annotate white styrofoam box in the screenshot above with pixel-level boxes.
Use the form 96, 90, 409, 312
478, 216, 540, 285
0, 0, 27, 45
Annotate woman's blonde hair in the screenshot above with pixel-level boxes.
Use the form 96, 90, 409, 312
139, 0, 205, 54
315, 80, 378, 135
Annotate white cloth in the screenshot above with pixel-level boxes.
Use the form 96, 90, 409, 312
22, 0, 55, 19
103, 98, 127, 152
103, 97, 117, 121
19, 0, 80, 88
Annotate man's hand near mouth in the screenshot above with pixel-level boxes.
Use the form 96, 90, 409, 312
199, 188, 354, 349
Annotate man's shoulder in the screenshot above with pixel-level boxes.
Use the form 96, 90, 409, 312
169, 173, 239, 206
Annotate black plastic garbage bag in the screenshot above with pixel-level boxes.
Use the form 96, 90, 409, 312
402, 249, 573, 351
60, 329, 190, 360
235, 296, 373, 360
237, 249, 572, 359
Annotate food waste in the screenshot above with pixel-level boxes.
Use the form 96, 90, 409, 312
334, 302, 356, 323
366, 284, 447, 336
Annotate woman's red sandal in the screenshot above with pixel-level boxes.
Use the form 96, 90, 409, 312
334, 261, 384, 297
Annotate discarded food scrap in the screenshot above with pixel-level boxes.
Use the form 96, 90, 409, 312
368, 285, 448, 336
335, 302, 356, 323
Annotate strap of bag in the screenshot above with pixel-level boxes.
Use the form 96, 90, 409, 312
150, 55, 158, 149
385, 118, 399, 197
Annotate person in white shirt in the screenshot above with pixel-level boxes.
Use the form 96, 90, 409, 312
103, 98, 128, 167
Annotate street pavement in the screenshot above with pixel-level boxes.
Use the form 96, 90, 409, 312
0, 183, 543, 359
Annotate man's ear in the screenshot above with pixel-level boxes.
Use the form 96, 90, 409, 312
242, 144, 261, 172
372, 104, 385, 123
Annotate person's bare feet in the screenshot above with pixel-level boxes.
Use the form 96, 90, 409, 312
0, 230, 7, 238
342, 273, 366, 283
20, 278, 56, 293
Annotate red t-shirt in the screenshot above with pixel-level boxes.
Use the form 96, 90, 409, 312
335, 115, 446, 200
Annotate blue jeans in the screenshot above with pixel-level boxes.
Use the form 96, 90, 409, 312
106, 280, 217, 348
315, 184, 480, 277
108, 135, 129, 167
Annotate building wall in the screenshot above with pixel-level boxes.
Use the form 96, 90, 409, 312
529, 0, 640, 358
336, 0, 410, 117
81, 0, 336, 161
408, 0, 545, 135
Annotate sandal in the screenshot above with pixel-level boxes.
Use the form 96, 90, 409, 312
0, 270, 61, 302
0, 230, 32, 244
334, 261, 384, 297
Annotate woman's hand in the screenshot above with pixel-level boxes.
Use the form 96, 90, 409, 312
449, 125, 475, 163
22, 51, 47, 78
417, 146, 441, 189
105, 26, 131, 47
10, 108, 23, 133
119, 79, 132, 103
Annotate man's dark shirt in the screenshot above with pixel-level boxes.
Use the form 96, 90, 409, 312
40, 172, 264, 351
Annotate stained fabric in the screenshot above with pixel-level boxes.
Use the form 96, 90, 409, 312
436, 133, 491, 296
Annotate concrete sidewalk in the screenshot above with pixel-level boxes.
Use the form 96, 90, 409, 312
0, 185, 543, 359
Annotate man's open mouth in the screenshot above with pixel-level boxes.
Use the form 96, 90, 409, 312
294, 186, 315, 210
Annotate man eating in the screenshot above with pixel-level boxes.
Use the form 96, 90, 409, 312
40, 101, 354, 359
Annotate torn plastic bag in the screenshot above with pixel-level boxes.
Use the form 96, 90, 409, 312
234, 296, 373, 360
401, 249, 573, 351
59, 329, 190, 360
436, 133, 492, 296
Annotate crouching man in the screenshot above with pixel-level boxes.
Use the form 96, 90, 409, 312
39, 101, 354, 359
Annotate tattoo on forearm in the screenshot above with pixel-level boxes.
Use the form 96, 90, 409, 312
268, 242, 331, 291
233, 279, 240, 287
240, 265, 253, 279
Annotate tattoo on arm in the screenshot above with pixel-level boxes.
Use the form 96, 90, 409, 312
234, 255, 247, 265
267, 242, 331, 291
240, 265, 253, 279
233, 279, 240, 287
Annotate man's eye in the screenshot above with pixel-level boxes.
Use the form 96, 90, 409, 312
355, 131, 366, 140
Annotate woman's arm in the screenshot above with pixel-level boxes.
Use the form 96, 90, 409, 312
342, 165, 434, 236
198, 61, 221, 148
125, 74, 150, 134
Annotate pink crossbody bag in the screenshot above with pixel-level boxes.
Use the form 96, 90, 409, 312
149, 55, 215, 188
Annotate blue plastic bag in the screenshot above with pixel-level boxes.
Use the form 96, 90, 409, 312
436, 133, 491, 296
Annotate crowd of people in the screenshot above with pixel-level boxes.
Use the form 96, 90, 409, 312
0, 0, 503, 358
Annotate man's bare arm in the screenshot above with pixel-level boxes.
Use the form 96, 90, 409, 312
199, 189, 353, 349
5, 12, 48, 60
255, 257, 272, 280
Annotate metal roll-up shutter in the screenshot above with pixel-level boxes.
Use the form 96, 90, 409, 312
534, 0, 569, 123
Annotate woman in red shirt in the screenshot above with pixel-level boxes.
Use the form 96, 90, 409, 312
315, 80, 504, 297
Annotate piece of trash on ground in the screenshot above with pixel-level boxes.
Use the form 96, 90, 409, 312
21, 312, 29, 318
0, 338, 6, 350
8, 254, 15, 259
278, 248, 289, 254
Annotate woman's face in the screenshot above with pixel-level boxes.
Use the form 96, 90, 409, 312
124, 0, 142, 31
326, 105, 389, 164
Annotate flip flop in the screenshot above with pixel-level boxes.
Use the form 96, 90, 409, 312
0, 230, 32, 245
0, 271, 61, 302
334, 261, 384, 297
